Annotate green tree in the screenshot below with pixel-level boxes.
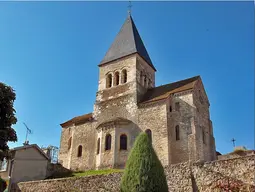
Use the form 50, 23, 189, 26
0, 83, 17, 160
120, 132, 168, 192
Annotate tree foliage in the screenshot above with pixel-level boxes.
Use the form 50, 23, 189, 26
0, 82, 17, 160
120, 132, 168, 192
0, 177, 7, 192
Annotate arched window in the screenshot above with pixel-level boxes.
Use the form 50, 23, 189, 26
144, 75, 147, 87
68, 137, 72, 150
120, 134, 127, 150
175, 125, 180, 141
106, 74, 113, 88
105, 134, 112, 151
97, 138, 100, 154
114, 72, 120, 86
140, 71, 144, 86
121, 69, 127, 84
145, 129, 152, 142
77, 145, 82, 157
169, 105, 172, 112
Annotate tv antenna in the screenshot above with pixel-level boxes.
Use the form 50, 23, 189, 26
23, 122, 32, 145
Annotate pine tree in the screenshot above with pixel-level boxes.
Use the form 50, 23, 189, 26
0, 82, 17, 160
120, 132, 168, 192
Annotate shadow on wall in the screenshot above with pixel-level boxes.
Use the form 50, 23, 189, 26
191, 171, 198, 192
46, 163, 73, 179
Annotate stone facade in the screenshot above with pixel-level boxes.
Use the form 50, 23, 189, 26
58, 15, 217, 171
16, 155, 255, 192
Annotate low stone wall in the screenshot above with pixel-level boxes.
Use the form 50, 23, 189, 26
46, 163, 73, 178
16, 173, 122, 192
217, 150, 255, 160
165, 154, 255, 192
17, 155, 255, 192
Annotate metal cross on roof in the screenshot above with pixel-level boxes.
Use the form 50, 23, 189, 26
128, 1, 132, 15
231, 138, 236, 147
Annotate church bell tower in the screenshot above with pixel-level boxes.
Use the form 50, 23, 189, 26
95, 14, 156, 107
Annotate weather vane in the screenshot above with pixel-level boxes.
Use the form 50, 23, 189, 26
128, 1, 132, 16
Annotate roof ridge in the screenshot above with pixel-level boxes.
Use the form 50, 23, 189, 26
12, 144, 50, 160
153, 75, 200, 89
60, 112, 93, 128
140, 75, 201, 104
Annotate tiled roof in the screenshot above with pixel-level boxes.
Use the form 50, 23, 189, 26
60, 113, 93, 128
99, 15, 156, 71
140, 76, 200, 104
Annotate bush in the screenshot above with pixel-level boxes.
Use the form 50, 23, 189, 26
120, 132, 168, 192
231, 147, 247, 156
0, 177, 7, 192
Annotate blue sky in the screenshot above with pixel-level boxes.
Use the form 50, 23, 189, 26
0, 2, 254, 154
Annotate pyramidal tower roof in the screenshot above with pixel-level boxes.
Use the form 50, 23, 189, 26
99, 15, 156, 71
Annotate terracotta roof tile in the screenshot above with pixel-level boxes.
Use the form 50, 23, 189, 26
60, 113, 93, 128
140, 76, 200, 104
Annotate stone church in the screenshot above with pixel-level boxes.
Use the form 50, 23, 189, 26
59, 14, 217, 171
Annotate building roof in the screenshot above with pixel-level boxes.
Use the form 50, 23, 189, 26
60, 113, 93, 128
140, 76, 200, 104
99, 15, 156, 71
12, 144, 50, 160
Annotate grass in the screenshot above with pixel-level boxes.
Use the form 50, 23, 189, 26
72, 169, 123, 177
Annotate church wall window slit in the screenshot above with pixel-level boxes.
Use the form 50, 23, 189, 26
77, 145, 82, 157
68, 137, 72, 150
175, 125, 180, 141
97, 138, 100, 154
144, 75, 147, 88
140, 71, 143, 86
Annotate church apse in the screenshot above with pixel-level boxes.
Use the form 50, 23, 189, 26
95, 118, 141, 169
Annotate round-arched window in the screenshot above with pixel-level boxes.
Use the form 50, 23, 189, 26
145, 129, 152, 142
120, 134, 127, 150
106, 74, 113, 88
105, 134, 112, 151
121, 69, 127, 84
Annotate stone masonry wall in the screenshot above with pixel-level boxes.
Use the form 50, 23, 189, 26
58, 126, 73, 168
138, 101, 169, 166
193, 79, 216, 162
168, 91, 196, 164
59, 122, 96, 171
17, 155, 255, 192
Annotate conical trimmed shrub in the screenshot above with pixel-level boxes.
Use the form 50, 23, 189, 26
120, 132, 168, 192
